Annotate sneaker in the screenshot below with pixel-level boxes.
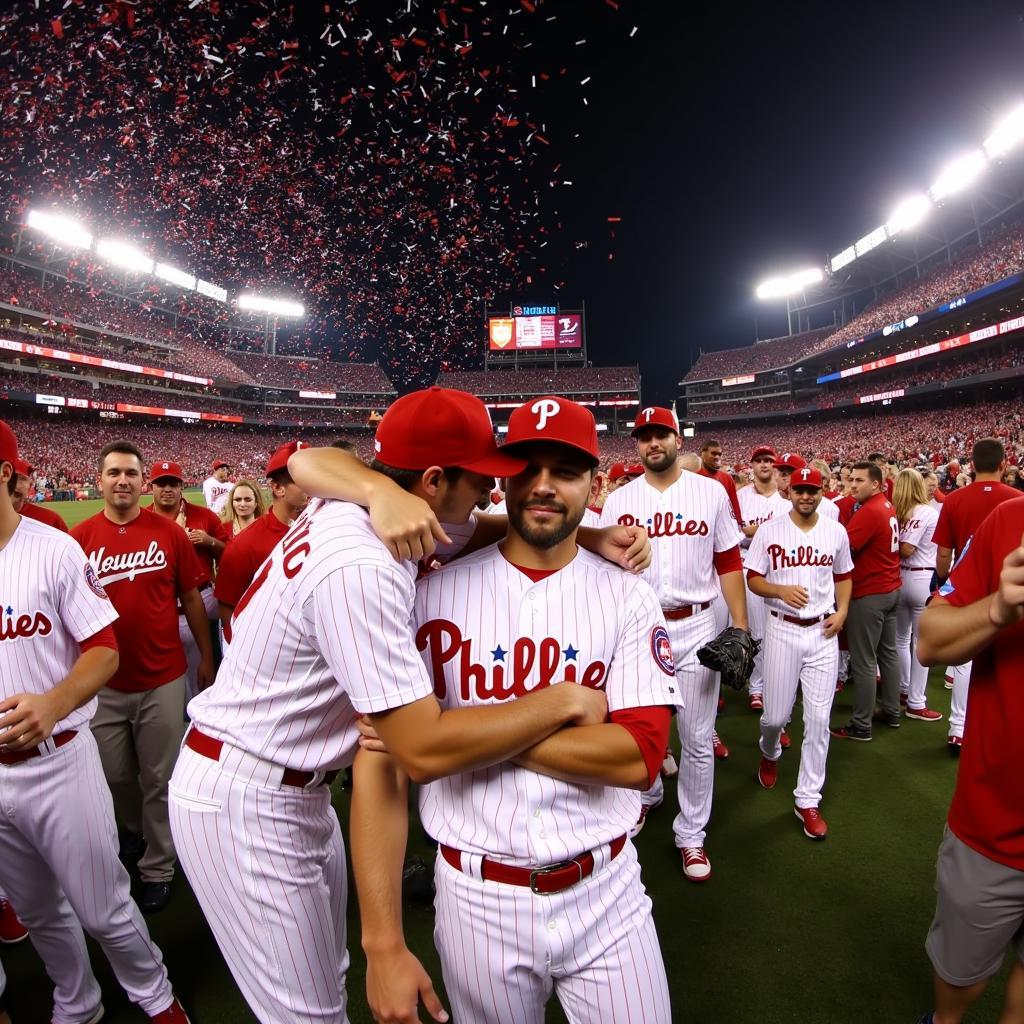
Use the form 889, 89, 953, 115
872, 708, 901, 729
830, 723, 873, 742
629, 806, 650, 838
944, 675, 954, 689
899, 692, 909, 707
749, 693, 764, 711
780, 728, 791, 750
794, 806, 828, 840
905, 706, 944, 722
139, 881, 172, 915
757, 755, 778, 789
947, 735, 963, 757
149, 997, 191, 1023
0, 900, 28, 944
681, 846, 712, 882
661, 750, 678, 778
712, 730, 729, 760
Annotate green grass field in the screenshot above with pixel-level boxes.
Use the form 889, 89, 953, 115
42, 491, 207, 530
4, 500, 1011, 1022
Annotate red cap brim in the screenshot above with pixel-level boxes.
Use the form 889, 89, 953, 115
459, 450, 529, 477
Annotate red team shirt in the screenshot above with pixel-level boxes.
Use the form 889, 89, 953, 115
71, 507, 205, 692
214, 510, 289, 609
170, 499, 225, 584
844, 492, 901, 598
698, 466, 743, 524
20, 502, 70, 533
939, 497, 1024, 869
931, 480, 1020, 556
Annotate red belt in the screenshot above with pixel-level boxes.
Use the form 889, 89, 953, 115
0, 730, 77, 766
185, 727, 339, 789
663, 602, 712, 621
770, 611, 826, 627
440, 835, 627, 895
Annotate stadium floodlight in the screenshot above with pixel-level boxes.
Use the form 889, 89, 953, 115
154, 262, 196, 290
25, 209, 93, 249
236, 293, 305, 318
830, 245, 857, 274
854, 225, 888, 258
983, 103, 1024, 159
755, 267, 823, 300
196, 279, 228, 302
886, 194, 931, 235
929, 150, 987, 201
96, 238, 155, 275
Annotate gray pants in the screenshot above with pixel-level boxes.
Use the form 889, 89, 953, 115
90, 677, 186, 882
846, 589, 902, 732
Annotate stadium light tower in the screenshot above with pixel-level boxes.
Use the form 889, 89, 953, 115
929, 150, 988, 201
25, 209, 93, 250
886, 194, 931, 235
983, 103, 1024, 159
96, 238, 155, 275
155, 262, 196, 290
236, 293, 305, 355
755, 267, 823, 301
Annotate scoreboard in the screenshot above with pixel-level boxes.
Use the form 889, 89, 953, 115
487, 309, 584, 352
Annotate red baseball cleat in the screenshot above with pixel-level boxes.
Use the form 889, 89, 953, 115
712, 730, 729, 759
757, 755, 778, 790
681, 846, 712, 882
780, 729, 791, 750
149, 997, 191, 1023
0, 900, 28, 944
794, 806, 828, 840
905, 706, 943, 722
749, 693, 764, 711
629, 806, 650, 838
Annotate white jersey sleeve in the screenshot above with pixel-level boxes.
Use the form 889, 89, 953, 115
305, 561, 433, 715
713, 485, 743, 552
819, 496, 840, 521
900, 503, 939, 569
833, 530, 854, 576
202, 478, 217, 508
58, 543, 120, 642
744, 520, 770, 578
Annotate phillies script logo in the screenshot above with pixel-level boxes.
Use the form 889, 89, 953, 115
416, 619, 607, 702
88, 541, 168, 585
1, 606, 53, 643
617, 512, 709, 539
766, 544, 835, 570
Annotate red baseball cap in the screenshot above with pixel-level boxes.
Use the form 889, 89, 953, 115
751, 446, 777, 462
776, 452, 806, 472
790, 466, 824, 490
631, 407, 679, 437
13, 457, 33, 476
626, 463, 643, 477
0, 420, 17, 468
267, 441, 311, 477
608, 461, 627, 481
503, 396, 599, 466
374, 387, 526, 476
212, 460, 230, 470
151, 461, 184, 482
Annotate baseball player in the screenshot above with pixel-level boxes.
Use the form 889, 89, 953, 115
149, 460, 225, 701
71, 441, 212, 914
11, 459, 69, 532
737, 446, 792, 710
698, 438, 743, 524
0, 420, 189, 1024
214, 442, 309, 634
352, 395, 675, 1024
607, 462, 643, 492
746, 466, 853, 839
932, 438, 1019, 754
776, 453, 840, 520
168, 388, 611, 1024
202, 460, 233, 515
600, 406, 747, 881
892, 468, 943, 722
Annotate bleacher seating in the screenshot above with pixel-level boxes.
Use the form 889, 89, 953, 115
437, 366, 640, 396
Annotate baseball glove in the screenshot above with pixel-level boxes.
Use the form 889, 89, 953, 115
696, 626, 760, 691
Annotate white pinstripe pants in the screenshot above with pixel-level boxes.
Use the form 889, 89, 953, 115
169, 743, 349, 1024
758, 614, 839, 809
896, 569, 932, 709
949, 660, 973, 739
746, 588, 768, 696
433, 840, 671, 1023
0, 730, 172, 1023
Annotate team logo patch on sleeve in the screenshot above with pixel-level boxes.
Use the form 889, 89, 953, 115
651, 626, 675, 676
84, 562, 109, 600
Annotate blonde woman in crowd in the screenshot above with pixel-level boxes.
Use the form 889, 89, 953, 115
893, 468, 943, 723
220, 479, 265, 538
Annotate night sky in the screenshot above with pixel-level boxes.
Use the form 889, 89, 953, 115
3, 0, 1024, 402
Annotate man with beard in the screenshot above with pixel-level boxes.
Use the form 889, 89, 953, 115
600, 407, 746, 882
352, 396, 676, 1024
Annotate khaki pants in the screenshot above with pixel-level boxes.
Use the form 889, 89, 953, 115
91, 677, 186, 883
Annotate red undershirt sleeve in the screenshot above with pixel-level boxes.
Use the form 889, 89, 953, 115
79, 624, 118, 653
610, 706, 673, 788
833, 571, 853, 582
713, 545, 743, 575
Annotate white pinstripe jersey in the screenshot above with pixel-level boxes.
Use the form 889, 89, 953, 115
745, 512, 854, 619
413, 545, 680, 861
819, 495, 840, 521
580, 506, 600, 528
0, 517, 119, 731
599, 471, 743, 607
737, 485, 792, 553
187, 498, 436, 772
900, 502, 939, 569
